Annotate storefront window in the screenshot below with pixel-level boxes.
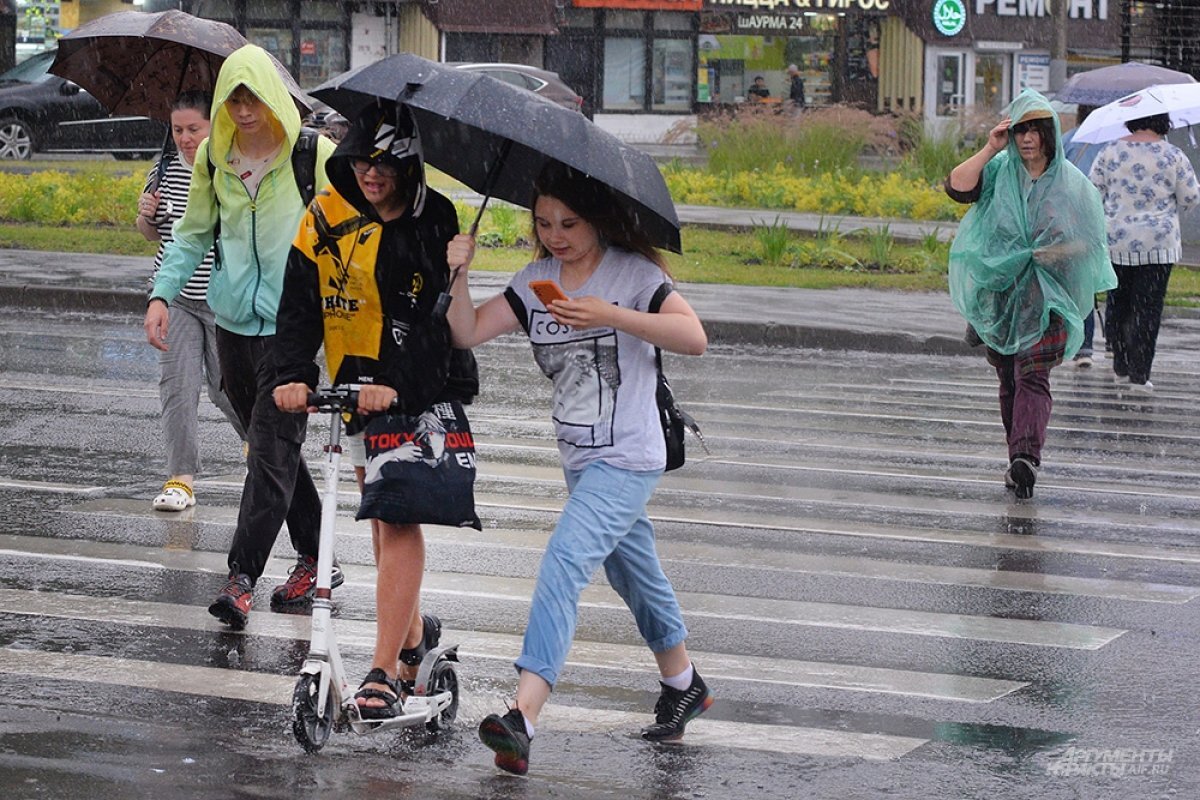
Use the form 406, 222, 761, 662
652, 39, 692, 112
603, 38, 645, 111
695, 11, 881, 109
299, 29, 345, 86
975, 54, 1008, 115
247, 28, 292, 73
936, 53, 965, 116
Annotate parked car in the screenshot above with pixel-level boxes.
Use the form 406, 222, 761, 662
449, 62, 584, 112
0, 49, 165, 160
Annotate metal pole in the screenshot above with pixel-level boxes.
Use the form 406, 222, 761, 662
1049, 0, 1069, 93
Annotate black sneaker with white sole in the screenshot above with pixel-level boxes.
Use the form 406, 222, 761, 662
640, 668, 714, 742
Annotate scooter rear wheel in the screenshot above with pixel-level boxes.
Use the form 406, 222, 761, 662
425, 659, 459, 732
292, 674, 335, 752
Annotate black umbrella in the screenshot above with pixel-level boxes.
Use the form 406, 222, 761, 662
309, 53, 681, 254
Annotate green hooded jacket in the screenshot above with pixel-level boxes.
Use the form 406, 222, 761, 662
149, 44, 336, 336
949, 89, 1117, 358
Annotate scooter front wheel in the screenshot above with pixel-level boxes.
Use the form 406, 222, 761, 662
425, 659, 459, 732
292, 673, 335, 752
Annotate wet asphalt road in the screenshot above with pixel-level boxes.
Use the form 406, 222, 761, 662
0, 307, 1198, 800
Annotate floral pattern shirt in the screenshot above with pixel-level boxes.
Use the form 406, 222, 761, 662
1088, 139, 1199, 266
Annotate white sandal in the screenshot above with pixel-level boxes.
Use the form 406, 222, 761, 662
153, 480, 196, 512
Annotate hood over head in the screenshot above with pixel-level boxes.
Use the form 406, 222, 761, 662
208, 44, 302, 170
1006, 88, 1063, 170
327, 101, 427, 220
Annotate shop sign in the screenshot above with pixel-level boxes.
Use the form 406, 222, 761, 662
974, 0, 1108, 19
575, 0, 702, 9
704, 0, 890, 11
1017, 52, 1051, 92
933, 0, 966, 36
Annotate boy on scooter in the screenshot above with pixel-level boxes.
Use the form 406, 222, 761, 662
273, 102, 478, 718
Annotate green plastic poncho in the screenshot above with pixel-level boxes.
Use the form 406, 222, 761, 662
949, 89, 1117, 358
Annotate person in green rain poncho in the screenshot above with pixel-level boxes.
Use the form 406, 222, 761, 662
945, 89, 1116, 500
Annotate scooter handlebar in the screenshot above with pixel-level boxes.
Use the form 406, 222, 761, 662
306, 386, 359, 412
306, 386, 401, 414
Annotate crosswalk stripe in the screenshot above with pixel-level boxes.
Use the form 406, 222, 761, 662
0, 587, 1025, 704
0, 646, 928, 761
54, 498, 1200, 604
0, 478, 105, 495
0, 530, 1126, 652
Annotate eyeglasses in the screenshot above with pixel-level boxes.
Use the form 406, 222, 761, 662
350, 159, 398, 178
1011, 121, 1041, 136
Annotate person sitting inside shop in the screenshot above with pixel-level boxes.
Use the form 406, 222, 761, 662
748, 76, 770, 101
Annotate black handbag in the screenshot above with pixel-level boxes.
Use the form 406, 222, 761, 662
356, 399, 482, 529
649, 284, 707, 472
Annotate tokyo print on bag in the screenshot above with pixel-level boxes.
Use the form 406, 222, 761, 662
357, 399, 482, 529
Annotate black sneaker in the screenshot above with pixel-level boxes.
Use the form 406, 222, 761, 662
479, 707, 531, 775
1006, 456, 1038, 500
208, 573, 254, 630
641, 668, 714, 742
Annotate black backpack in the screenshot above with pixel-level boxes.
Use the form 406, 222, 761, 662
649, 283, 707, 471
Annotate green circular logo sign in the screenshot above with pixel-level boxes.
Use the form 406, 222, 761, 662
933, 0, 966, 36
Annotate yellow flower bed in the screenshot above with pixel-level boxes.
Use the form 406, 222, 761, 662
666, 165, 966, 222
0, 169, 143, 226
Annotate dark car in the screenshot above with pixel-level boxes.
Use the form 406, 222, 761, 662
0, 49, 165, 160
449, 62, 584, 112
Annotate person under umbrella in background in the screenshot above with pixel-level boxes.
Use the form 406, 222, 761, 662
945, 89, 1116, 499
1060, 104, 1104, 367
142, 44, 337, 629
445, 162, 710, 775
136, 90, 245, 513
1088, 112, 1199, 393
273, 103, 478, 719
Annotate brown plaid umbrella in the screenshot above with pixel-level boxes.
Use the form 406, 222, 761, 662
49, 9, 309, 122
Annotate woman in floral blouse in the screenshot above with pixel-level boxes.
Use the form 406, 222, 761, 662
1089, 113, 1199, 392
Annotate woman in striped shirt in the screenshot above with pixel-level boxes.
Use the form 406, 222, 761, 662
137, 91, 244, 512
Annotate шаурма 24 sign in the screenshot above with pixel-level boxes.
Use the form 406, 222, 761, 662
933, 0, 966, 35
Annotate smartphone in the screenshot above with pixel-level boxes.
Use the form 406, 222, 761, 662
529, 279, 568, 307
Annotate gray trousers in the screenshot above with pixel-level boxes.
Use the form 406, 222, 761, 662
159, 296, 245, 476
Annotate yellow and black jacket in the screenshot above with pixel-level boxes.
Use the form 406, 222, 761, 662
274, 143, 477, 415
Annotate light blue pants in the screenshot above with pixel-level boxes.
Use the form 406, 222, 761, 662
158, 297, 244, 476
515, 460, 688, 687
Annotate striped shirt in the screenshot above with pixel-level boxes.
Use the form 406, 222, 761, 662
143, 153, 215, 301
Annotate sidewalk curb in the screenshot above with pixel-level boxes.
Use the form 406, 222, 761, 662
0, 280, 978, 356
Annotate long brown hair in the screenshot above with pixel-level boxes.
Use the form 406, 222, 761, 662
530, 161, 670, 275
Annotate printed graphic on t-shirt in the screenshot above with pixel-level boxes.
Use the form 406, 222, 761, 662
529, 309, 620, 450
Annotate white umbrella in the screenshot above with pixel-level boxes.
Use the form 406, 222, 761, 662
1074, 82, 1200, 144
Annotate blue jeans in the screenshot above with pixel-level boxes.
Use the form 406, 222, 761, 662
515, 461, 689, 687
1079, 309, 1095, 357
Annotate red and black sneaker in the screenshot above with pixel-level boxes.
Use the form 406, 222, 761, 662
270, 554, 344, 607
208, 573, 254, 630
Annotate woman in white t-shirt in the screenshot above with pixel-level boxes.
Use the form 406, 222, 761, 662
445, 162, 710, 776
136, 91, 245, 512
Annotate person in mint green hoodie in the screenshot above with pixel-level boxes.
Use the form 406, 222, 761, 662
142, 44, 337, 629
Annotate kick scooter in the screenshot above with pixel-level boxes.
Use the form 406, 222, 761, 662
291, 386, 460, 754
